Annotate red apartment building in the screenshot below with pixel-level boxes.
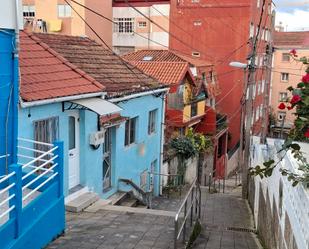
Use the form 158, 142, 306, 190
169, 0, 275, 160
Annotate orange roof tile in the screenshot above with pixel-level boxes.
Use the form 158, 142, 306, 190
20, 31, 104, 102
274, 31, 309, 48
123, 49, 213, 67
131, 61, 192, 85
34, 33, 164, 98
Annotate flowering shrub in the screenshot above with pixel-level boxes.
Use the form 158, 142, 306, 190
251, 50, 309, 186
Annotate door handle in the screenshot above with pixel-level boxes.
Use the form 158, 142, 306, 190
69, 153, 73, 156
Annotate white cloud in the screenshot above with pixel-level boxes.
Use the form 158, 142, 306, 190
275, 9, 309, 31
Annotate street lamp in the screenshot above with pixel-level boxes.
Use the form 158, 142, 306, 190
229, 61, 250, 199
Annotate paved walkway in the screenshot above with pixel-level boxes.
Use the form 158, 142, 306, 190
46, 179, 262, 249
194, 180, 263, 249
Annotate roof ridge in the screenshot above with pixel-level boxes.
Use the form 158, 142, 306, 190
26, 31, 105, 91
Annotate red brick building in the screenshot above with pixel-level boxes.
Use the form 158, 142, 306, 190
169, 0, 274, 158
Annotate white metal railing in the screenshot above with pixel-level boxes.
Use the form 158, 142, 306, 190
18, 138, 54, 147
21, 146, 58, 170
174, 178, 201, 249
0, 172, 16, 221
0, 154, 10, 159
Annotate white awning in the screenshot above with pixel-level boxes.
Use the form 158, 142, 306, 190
70, 98, 122, 116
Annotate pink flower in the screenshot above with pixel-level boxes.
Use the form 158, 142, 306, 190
278, 103, 286, 110
290, 95, 301, 104
302, 73, 309, 84
290, 49, 298, 57
305, 129, 309, 138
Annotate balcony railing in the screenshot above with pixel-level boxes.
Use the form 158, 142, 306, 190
0, 138, 64, 249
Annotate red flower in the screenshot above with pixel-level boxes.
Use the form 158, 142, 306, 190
302, 73, 309, 84
290, 95, 301, 104
287, 106, 293, 110
278, 103, 286, 110
305, 129, 309, 138
290, 49, 298, 57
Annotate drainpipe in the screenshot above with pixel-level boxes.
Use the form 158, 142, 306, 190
159, 93, 166, 195
12, 0, 21, 165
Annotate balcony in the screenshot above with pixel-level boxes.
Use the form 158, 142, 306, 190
216, 113, 227, 131
0, 138, 65, 249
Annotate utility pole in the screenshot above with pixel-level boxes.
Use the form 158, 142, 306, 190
242, 0, 266, 199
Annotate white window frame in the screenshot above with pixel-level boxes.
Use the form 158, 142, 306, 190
279, 92, 288, 102
148, 109, 157, 135
261, 80, 265, 93
114, 18, 135, 34
193, 20, 202, 26
138, 21, 147, 28
124, 117, 137, 146
57, 4, 71, 18
281, 73, 289, 82
249, 23, 254, 38
277, 111, 286, 121
23, 5, 35, 18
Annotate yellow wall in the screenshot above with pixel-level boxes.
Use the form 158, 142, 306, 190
183, 81, 193, 105
197, 100, 205, 116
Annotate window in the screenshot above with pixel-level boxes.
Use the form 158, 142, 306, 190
125, 117, 137, 146
278, 111, 286, 121
138, 21, 147, 28
34, 117, 59, 162
281, 73, 289, 82
193, 20, 202, 26
68, 116, 76, 150
192, 0, 200, 3
257, 0, 260, 8
282, 53, 290, 62
249, 23, 254, 38
261, 80, 265, 93
191, 102, 198, 117
57, 4, 71, 18
114, 18, 135, 34
257, 81, 261, 95
148, 109, 157, 134
260, 104, 264, 117
252, 84, 256, 99
255, 108, 259, 121
23, 5, 35, 17
192, 51, 200, 57
279, 92, 288, 102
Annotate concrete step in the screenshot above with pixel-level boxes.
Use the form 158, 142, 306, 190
108, 191, 128, 205
119, 197, 138, 207
65, 186, 89, 204
66, 192, 99, 213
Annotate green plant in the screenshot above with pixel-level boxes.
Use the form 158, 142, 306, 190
250, 51, 309, 186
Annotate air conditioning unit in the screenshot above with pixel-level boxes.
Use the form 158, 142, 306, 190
89, 130, 105, 147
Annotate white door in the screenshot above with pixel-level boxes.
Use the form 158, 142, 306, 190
68, 111, 80, 189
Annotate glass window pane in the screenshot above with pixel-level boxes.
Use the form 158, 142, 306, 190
69, 116, 76, 150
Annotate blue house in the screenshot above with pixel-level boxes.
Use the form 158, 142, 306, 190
19, 32, 168, 201
0, 4, 66, 249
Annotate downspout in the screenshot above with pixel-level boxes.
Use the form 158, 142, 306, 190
159, 93, 166, 195
13, 0, 20, 165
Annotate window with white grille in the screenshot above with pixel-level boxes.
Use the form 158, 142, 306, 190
114, 18, 135, 34
23, 5, 35, 17
148, 109, 157, 134
279, 92, 288, 102
281, 73, 289, 82
125, 117, 137, 146
57, 5, 71, 18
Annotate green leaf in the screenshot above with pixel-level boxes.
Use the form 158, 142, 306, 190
287, 86, 294, 91
303, 96, 309, 106
292, 181, 299, 187
290, 143, 301, 151
297, 82, 305, 88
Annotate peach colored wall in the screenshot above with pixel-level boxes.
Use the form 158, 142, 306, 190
85, 0, 112, 47
271, 48, 308, 127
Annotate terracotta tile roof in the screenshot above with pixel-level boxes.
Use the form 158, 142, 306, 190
122, 49, 213, 67
274, 31, 309, 48
130, 61, 191, 85
20, 31, 104, 102
33, 33, 164, 98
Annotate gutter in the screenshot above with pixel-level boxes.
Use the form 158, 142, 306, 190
109, 88, 169, 103
20, 92, 105, 108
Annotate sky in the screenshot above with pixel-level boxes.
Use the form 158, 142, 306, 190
274, 0, 309, 31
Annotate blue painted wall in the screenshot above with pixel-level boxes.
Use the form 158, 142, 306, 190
18, 93, 164, 198
0, 29, 18, 174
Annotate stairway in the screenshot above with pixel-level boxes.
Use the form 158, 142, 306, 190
65, 188, 99, 213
